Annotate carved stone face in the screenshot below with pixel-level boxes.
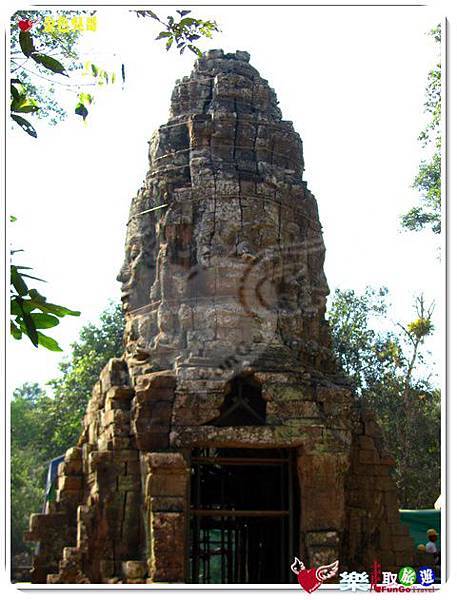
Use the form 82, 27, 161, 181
117, 212, 157, 315
117, 237, 141, 308
117, 237, 143, 313
118, 52, 332, 374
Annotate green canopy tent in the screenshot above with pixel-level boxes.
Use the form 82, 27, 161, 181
399, 509, 441, 549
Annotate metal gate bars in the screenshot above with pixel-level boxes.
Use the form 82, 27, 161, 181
188, 447, 298, 584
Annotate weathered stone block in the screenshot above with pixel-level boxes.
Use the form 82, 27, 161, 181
117, 475, 141, 492
148, 495, 186, 512
110, 437, 133, 450
64, 460, 83, 476
65, 447, 82, 462
122, 561, 147, 580
358, 449, 379, 464
374, 476, 395, 492
99, 560, 115, 578
149, 512, 186, 582
57, 476, 82, 491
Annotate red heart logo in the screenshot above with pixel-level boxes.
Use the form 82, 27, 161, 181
18, 19, 33, 32
298, 567, 322, 594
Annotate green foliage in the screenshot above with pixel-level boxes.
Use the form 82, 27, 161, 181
9, 217, 80, 349
31, 52, 68, 76
10, 10, 82, 133
10, 259, 80, 350
328, 287, 440, 508
10, 303, 125, 557
407, 316, 434, 340
327, 287, 397, 392
402, 151, 441, 234
73, 65, 115, 121
402, 25, 441, 235
11, 448, 47, 555
11, 384, 48, 555
10, 8, 219, 135
11, 383, 47, 446
11, 80, 39, 113
74, 90, 93, 120
18, 30, 36, 57
10, 78, 39, 136
46, 302, 125, 454
135, 9, 219, 56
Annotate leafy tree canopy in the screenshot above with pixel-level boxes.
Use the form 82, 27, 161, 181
401, 24, 441, 235
328, 287, 440, 508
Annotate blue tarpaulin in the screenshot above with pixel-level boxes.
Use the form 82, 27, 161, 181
42, 454, 65, 510
399, 509, 441, 549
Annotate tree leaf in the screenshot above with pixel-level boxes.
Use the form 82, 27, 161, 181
156, 31, 172, 39
19, 272, 46, 282
19, 31, 35, 57
31, 53, 68, 77
28, 289, 46, 302
179, 17, 197, 28
13, 298, 37, 316
11, 266, 28, 296
11, 82, 21, 101
10, 320, 22, 340
79, 93, 93, 105
36, 331, 63, 352
30, 313, 60, 330
11, 105, 39, 114
75, 102, 88, 120
189, 45, 202, 57
11, 96, 40, 114
10, 299, 22, 316
26, 298, 81, 318
11, 114, 37, 138
16, 301, 39, 347
135, 10, 160, 20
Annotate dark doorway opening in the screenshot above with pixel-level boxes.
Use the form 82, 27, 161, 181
188, 447, 299, 584
208, 375, 266, 426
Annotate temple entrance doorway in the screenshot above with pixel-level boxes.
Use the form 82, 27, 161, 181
188, 447, 299, 584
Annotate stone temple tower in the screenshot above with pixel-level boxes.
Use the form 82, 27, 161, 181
26, 50, 414, 584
